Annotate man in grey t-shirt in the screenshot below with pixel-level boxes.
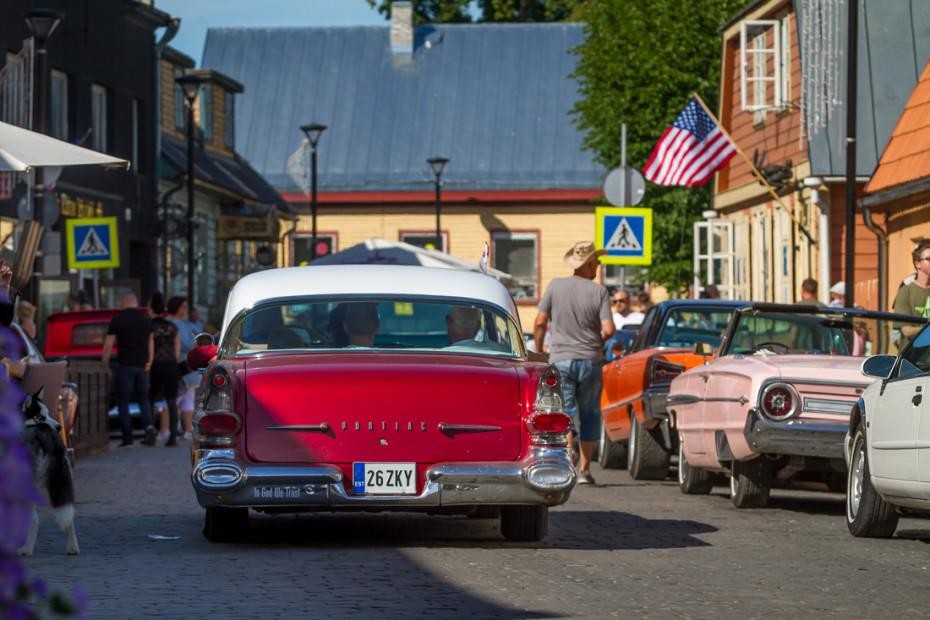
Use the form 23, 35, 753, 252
534, 241, 615, 484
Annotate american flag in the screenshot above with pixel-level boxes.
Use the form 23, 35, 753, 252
643, 97, 737, 187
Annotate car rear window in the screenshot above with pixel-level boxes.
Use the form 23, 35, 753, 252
220, 298, 524, 359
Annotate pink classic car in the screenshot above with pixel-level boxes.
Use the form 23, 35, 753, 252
667, 304, 924, 508
189, 265, 575, 543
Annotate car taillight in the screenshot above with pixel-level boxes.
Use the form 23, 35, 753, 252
194, 366, 239, 446
650, 358, 684, 385
528, 366, 570, 447
759, 382, 799, 420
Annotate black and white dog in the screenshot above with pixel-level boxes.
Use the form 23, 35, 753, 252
19, 388, 80, 556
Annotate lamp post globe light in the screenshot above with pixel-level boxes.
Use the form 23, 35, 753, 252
300, 123, 326, 261
427, 157, 449, 252
175, 73, 207, 305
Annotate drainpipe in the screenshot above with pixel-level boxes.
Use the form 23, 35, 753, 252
861, 204, 887, 352
804, 177, 830, 304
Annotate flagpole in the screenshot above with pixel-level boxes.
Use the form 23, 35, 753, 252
691, 93, 814, 243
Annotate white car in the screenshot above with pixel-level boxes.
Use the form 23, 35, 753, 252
846, 324, 930, 537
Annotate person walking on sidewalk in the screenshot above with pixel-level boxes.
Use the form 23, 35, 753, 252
533, 241, 615, 485
149, 293, 181, 446
893, 239, 930, 348
102, 291, 156, 447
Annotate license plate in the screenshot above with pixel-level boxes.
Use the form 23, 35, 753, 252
352, 462, 416, 495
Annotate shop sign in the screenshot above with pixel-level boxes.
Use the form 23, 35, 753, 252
217, 214, 279, 241
58, 192, 105, 218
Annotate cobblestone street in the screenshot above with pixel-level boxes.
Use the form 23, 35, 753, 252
19, 442, 930, 619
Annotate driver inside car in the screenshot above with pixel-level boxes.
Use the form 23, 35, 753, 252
446, 306, 481, 346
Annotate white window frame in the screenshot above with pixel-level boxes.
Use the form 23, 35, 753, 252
740, 19, 783, 112
693, 219, 735, 299
91, 83, 107, 152
491, 231, 539, 302
49, 69, 68, 140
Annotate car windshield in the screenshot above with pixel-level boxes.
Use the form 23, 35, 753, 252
220, 298, 524, 359
655, 308, 734, 349
724, 310, 916, 357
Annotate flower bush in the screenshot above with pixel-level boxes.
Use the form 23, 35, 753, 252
0, 322, 87, 618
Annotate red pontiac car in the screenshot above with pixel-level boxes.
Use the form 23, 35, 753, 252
189, 265, 576, 542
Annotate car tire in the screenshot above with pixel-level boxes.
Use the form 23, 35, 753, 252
846, 424, 898, 538
203, 507, 248, 543
729, 458, 772, 508
627, 413, 670, 480
678, 438, 713, 495
500, 505, 549, 542
598, 420, 628, 470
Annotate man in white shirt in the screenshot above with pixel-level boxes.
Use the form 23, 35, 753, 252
611, 290, 644, 329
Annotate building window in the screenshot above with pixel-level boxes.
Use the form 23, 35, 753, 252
492, 231, 538, 302
174, 68, 185, 130
91, 84, 107, 152
400, 231, 447, 253
293, 234, 336, 266
739, 19, 788, 113
223, 91, 235, 149
131, 98, 140, 171
693, 219, 735, 299
199, 84, 212, 141
49, 69, 68, 140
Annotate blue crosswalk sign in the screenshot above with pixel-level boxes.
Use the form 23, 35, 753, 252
595, 207, 652, 265
66, 217, 120, 269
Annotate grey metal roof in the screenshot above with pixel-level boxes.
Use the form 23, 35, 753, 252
797, 0, 930, 177
201, 23, 603, 193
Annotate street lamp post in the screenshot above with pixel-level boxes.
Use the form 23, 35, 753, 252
300, 123, 326, 260
176, 73, 207, 305
427, 157, 448, 252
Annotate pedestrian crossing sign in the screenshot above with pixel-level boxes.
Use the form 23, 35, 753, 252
595, 207, 652, 265
65, 217, 120, 269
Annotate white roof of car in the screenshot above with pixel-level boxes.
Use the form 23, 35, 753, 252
221, 264, 520, 334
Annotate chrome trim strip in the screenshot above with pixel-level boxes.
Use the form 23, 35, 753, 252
776, 376, 869, 390
802, 398, 854, 414
437, 423, 502, 433
266, 423, 331, 432
667, 395, 748, 406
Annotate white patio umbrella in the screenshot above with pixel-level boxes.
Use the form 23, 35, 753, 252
0, 120, 128, 172
311, 238, 518, 286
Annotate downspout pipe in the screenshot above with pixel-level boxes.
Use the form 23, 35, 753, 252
862, 204, 887, 352
804, 177, 830, 304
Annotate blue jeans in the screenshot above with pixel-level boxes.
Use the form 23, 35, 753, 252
553, 359, 603, 442
116, 364, 153, 443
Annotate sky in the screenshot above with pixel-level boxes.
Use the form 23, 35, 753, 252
154, 0, 386, 64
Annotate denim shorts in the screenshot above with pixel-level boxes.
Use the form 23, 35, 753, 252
552, 358, 603, 442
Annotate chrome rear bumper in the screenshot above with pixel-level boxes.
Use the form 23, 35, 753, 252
744, 409, 846, 459
191, 448, 575, 509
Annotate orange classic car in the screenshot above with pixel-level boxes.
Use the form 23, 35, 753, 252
599, 299, 748, 479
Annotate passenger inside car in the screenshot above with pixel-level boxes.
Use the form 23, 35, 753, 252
446, 306, 481, 346
343, 302, 380, 347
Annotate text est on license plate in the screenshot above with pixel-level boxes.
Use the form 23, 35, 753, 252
353, 462, 416, 495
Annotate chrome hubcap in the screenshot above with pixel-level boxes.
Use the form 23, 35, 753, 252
677, 440, 685, 485
849, 438, 865, 518
627, 414, 636, 469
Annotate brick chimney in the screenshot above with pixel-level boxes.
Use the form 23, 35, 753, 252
390, 1, 413, 55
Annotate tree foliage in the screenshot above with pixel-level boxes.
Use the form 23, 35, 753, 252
572, 0, 745, 292
366, 0, 581, 23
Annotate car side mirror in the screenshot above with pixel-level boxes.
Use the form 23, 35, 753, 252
194, 332, 215, 347
861, 354, 895, 379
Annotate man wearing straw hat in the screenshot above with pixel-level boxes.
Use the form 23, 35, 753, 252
533, 241, 615, 485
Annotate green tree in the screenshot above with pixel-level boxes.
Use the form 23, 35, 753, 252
366, 0, 581, 23
572, 0, 744, 292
